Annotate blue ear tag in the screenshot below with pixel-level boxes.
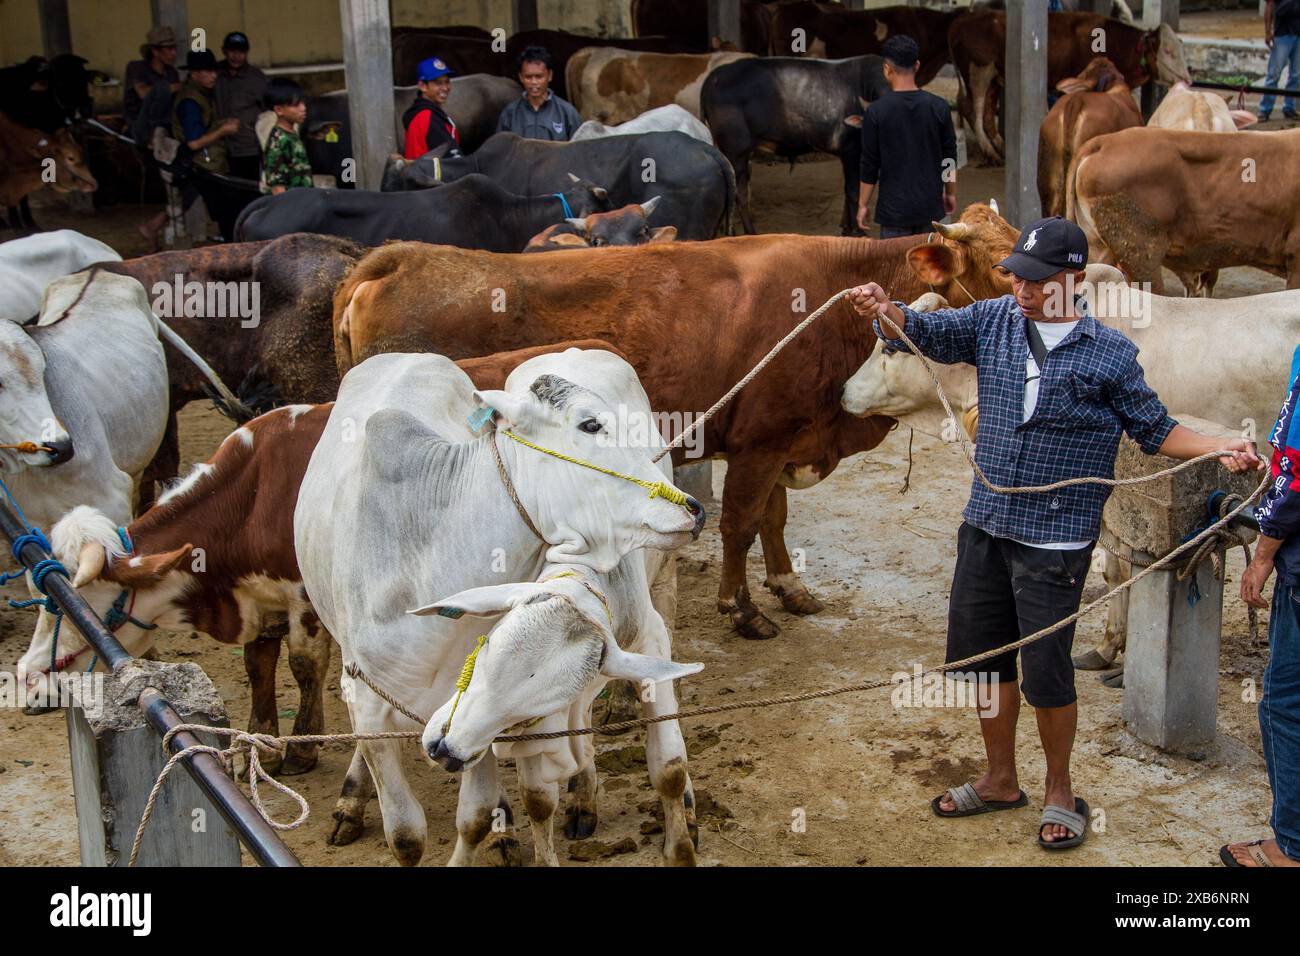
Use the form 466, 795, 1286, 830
436, 606, 465, 619
467, 405, 495, 434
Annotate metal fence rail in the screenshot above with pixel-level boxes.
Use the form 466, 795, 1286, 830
0, 500, 301, 867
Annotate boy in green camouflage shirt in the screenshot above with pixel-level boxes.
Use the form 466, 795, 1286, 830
261, 78, 312, 193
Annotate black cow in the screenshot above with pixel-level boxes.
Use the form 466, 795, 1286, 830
303, 75, 520, 187
234, 172, 612, 250
0, 54, 99, 132
382, 131, 734, 240
700, 54, 889, 236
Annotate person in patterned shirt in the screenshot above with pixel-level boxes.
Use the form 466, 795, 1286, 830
261, 78, 312, 195
850, 216, 1262, 852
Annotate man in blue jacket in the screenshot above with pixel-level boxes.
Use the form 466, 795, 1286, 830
850, 216, 1262, 851
1224, 346, 1300, 866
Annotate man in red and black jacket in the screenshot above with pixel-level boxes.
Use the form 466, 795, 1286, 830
402, 56, 460, 160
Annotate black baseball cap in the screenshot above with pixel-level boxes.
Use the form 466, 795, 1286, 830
996, 216, 1088, 281
223, 32, 250, 50
183, 49, 219, 71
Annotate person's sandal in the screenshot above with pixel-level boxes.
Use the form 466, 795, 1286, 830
1037, 797, 1090, 850
931, 781, 1028, 818
1220, 840, 1272, 867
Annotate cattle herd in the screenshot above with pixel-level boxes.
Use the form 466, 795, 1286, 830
0, 1, 1295, 868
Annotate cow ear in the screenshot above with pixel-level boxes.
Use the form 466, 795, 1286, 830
1056, 78, 1088, 94
408, 582, 547, 618
549, 233, 589, 247
843, 114, 862, 128
1230, 109, 1257, 129
648, 226, 677, 244
907, 242, 963, 286
600, 643, 703, 684
470, 388, 541, 431
107, 543, 192, 589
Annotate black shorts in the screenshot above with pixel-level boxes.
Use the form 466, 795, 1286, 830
946, 521, 1094, 708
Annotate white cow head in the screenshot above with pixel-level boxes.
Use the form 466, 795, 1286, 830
411, 569, 702, 773
16, 506, 191, 690
475, 373, 705, 572
0, 321, 73, 471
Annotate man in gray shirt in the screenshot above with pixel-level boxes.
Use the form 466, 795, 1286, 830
215, 31, 268, 182
496, 46, 582, 141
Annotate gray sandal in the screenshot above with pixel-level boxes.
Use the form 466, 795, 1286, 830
931, 781, 1028, 818
1037, 797, 1090, 850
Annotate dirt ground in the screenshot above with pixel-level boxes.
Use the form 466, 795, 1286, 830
0, 123, 1287, 868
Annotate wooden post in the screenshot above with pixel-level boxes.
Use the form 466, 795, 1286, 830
38, 0, 72, 59
66, 661, 240, 866
708, 0, 743, 49
1140, 0, 1180, 118
339, 0, 396, 191
512, 0, 539, 33
1003, 0, 1048, 227
150, 0, 189, 53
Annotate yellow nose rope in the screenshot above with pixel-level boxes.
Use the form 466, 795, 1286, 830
443, 634, 486, 733
500, 430, 691, 507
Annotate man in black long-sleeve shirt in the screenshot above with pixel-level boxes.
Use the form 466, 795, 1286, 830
857, 34, 958, 238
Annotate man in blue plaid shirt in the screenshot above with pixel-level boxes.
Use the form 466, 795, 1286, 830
850, 216, 1262, 850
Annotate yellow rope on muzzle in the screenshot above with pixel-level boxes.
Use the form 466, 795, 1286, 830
443, 634, 486, 733
501, 430, 691, 506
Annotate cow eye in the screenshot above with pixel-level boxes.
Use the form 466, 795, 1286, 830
590, 236, 605, 247
579, 418, 602, 434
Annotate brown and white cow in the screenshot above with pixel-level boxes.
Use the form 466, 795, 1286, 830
20, 403, 334, 776
522, 199, 678, 252
331, 203, 1019, 639
0, 111, 97, 225
565, 48, 753, 125
948, 10, 1189, 164
1068, 126, 1300, 292
1038, 57, 1141, 219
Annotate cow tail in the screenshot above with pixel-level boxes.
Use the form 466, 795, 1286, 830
154, 318, 255, 422
708, 144, 736, 238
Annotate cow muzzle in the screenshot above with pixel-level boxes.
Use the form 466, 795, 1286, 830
685, 495, 705, 539
424, 734, 485, 773
43, 437, 75, 465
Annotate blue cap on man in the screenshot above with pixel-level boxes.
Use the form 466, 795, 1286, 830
417, 57, 457, 82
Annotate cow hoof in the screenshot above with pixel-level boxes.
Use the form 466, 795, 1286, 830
23, 703, 59, 716
733, 609, 780, 640
278, 746, 319, 776
777, 588, 825, 616
664, 837, 698, 867
563, 807, 598, 840
328, 811, 365, 846
1073, 649, 1115, 671
480, 832, 523, 867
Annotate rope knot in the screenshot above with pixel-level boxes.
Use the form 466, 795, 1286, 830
647, 481, 689, 506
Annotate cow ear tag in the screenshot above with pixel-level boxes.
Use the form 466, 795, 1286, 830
435, 606, 465, 619
325, 128, 339, 143
467, 405, 495, 434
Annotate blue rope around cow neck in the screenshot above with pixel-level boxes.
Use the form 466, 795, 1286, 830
553, 192, 574, 219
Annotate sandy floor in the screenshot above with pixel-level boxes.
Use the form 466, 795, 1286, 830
0, 142, 1286, 868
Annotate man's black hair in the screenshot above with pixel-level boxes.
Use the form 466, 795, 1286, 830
516, 45, 553, 72
881, 34, 920, 72
264, 77, 305, 109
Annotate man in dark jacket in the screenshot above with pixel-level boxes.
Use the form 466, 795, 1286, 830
857, 34, 957, 238
215, 31, 268, 181
495, 46, 581, 141
402, 56, 461, 160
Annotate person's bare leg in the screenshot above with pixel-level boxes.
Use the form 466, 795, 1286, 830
938, 680, 1021, 811
1035, 701, 1079, 843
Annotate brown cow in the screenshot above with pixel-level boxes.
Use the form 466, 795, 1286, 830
98, 233, 360, 507
0, 112, 97, 227
523, 200, 678, 252
768, 1, 960, 85
1068, 126, 1300, 292
566, 49, 753, 124
1037, 57, 1141, 218
948, 10, 1189, 163
331, 203, 1018, 639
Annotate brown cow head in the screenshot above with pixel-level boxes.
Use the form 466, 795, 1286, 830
904, 202, 1018, 303
31, 128, 97, 194
1056, 56, 1126, 95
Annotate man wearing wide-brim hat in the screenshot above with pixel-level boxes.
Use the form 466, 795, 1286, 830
848, 216, 1264, 852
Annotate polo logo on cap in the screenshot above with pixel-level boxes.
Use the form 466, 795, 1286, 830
1067, 252, 1083, 263
1023, 228, 1040, 252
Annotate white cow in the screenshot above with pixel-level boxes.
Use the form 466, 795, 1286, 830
413, 348, 704, 866
572, 104, 715, 145
295, 351, 703, 866
840, 265, 1293, 670
0, 230, 120, 324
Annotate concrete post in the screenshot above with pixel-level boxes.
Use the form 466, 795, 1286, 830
38, 0, 72, 59
708, 0, 743, 49
674, 461, 715, 506
1004, 0, 1048, 227
339, 0, 396, 191
150, 0, 188, 54
67, 660, 240, 866
512, 0, 539, 33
